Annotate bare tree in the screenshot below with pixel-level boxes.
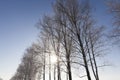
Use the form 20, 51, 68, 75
52, 0, 105, 80
51, 0, 92, 80
39, 15, 62, 80
10, 0, 106, 80
36, 0, 106, 80
10, 43, 43, 80
52, 0, 77, 80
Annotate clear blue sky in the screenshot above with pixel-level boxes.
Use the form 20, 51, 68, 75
0, 0, 120, 80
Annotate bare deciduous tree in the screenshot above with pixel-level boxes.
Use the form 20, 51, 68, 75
52, 0, 104, 80
11, 0, 106, 80
10, 43, 43, 80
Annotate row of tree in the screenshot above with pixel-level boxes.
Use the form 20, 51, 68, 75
10, 0, 120, 80
10, 43, 43, 80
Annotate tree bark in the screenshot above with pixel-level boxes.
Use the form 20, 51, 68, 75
77, 33, 91, 80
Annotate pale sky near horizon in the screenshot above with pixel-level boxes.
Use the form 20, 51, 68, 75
0, 0, 120, 80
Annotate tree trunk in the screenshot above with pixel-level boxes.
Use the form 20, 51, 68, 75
43, 52, 46, 80
57, 43, 61, 80
77, 33, 91, 80
90, 34, 99, 80
49, 51, 51, 80
54, 64, 56, 80
67, 59, 72, 80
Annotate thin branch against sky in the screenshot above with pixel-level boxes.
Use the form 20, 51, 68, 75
0, 0, 120, 80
